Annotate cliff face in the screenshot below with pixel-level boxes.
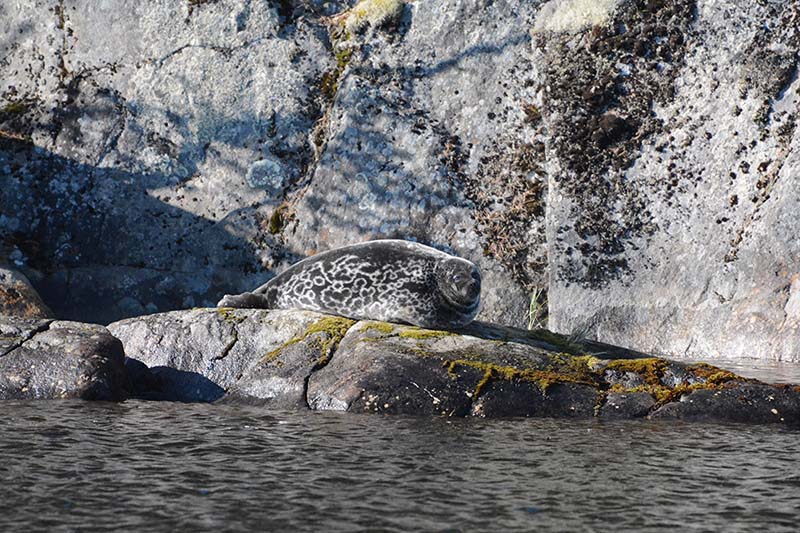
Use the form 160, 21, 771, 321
2, 1, 799, 361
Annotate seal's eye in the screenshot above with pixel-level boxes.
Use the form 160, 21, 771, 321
451, 273, 463, 284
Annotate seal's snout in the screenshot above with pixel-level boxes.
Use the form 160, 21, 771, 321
450, 264, 481, 303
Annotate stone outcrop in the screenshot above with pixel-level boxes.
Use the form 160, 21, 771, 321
0, 316, 128, 400
108, 308, 800, 424
2, 0, 799, 362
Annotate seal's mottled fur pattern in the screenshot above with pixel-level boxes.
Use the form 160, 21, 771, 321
218, 240, 481, 328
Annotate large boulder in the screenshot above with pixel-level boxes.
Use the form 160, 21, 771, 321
0, 316, 128, 400
109, 308, 800, 424
0, 0, 535, 328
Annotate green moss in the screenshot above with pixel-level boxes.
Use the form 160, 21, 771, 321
360, 321, 395, 335
397, 327, 455, 341
687, 363, 741, 385
444, 357, 599, 400
604, 358, 668, 386
259, 316, 357, 367
268, 204, 289, 234
0, 102, 29, 115
320, 47, 354, 102
335, 47, 353, 70
603, 359, 747, 407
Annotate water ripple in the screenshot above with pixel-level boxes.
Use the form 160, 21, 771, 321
0, 401, 798, 532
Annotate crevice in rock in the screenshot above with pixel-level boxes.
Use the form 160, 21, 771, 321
0, 320, 53, 357
214, 328, 239, 361
149, 39, 266, 68
301, 319, 359, 410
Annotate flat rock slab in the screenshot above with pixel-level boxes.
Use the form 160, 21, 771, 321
0, 316, 127, 400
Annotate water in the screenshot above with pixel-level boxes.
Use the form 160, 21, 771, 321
1, 397, 798, 533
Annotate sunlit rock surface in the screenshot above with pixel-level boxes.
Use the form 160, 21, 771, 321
2, 0, 798, 360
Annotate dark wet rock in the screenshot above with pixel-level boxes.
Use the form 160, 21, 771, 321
649, 383, 800, 424
599, 392, 657, 420
0, 316, 127, 400
472, 381, 599, 419
123, 357, 163, 401
0, 265, 53, 319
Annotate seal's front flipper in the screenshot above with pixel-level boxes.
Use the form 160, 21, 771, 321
217, 292, 271, 309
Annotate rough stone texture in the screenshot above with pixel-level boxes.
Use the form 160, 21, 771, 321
0, 316, 127, 400
0, 0, 534, 328
108, 308, 328, 402
1, 0, 340, 323
540, 0, 800, 362
225, 315, 356, 409
2, 0, 799, 361
0, 263, 54, 318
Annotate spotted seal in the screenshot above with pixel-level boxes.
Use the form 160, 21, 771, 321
217, 239, 481, 328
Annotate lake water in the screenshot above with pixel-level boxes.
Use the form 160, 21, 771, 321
1, 360, 799, 532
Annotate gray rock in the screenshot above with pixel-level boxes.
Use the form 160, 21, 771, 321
108, 308, 332, 402
226, 315, 357, 409
1, 1, 340, 324
0, 316, 127, 400
285, 0, 542, 327
2, 0, 799, 364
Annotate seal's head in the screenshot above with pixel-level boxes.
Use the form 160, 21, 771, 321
435, 257, 481, 325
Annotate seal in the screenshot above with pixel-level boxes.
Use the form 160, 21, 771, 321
217, 239, 481, 328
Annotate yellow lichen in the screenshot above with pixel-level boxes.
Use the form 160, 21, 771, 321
443, 358, 598, 400
532, 0, 621, 35
338, 0, 404, 33
259, 316, 356, 367
216, 307, 247, 324
603, 358, 668, 386
397, 327, 455, 341
268, 203, 290, 235
687, 363, 741, 385
0, 101, 29, 115
360, 321, 395, 335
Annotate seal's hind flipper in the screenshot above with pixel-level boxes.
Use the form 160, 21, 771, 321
217, 292, 271, 309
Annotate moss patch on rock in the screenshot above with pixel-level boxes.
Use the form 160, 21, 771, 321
261, 316, 357, 368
